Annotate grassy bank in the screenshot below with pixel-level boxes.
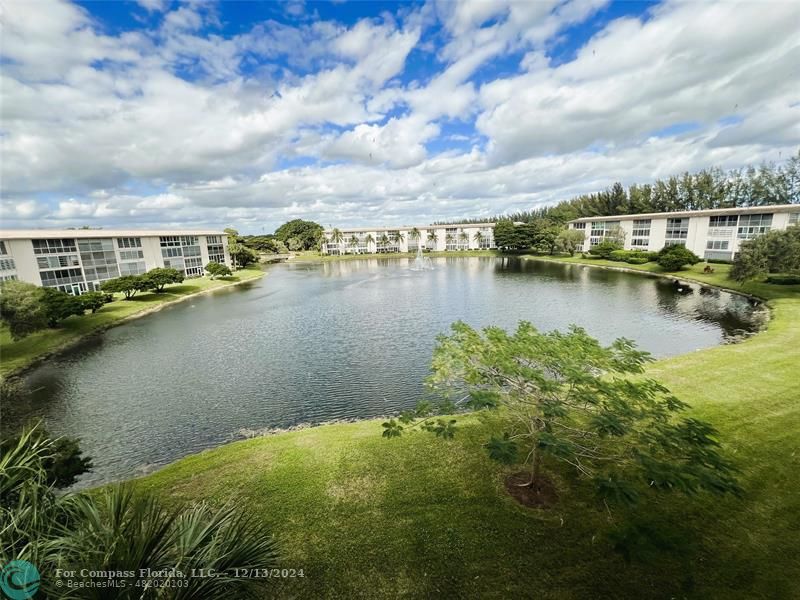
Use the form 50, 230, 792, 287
0, 266, 264, 379
136, 261, 800, 599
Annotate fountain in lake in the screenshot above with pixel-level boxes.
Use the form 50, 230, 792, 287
411, 245, 434, 270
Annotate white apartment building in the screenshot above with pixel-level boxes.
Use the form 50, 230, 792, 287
0, 229, 230, 295
568, 205, 800, 261
320, 223, 496, 255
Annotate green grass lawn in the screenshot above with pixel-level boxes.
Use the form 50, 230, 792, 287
0, 267, 264, 379
135, 259, 800, 599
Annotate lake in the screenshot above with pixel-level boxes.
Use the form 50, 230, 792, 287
3, 257, 762, 487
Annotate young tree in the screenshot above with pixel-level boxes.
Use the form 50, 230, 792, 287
387, 321, 740, 507
205, 261, 232, 279
39, 287, 84, 326
101, 275, 148, 300
329, 228, 345, 254
78, 291, 112, 314
0, 280, 48, 339
657, 245, 701, 271
142, 267, 184, 293
555, 229, 586, 256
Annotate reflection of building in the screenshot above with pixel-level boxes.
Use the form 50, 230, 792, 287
0, 229, 230, 294
568, 205, 800, 261
321, 223, 496, 255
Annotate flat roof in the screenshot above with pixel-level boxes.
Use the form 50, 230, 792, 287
0, 229, 225, 240
569, 204, 799, 223
325, 223, 496, 233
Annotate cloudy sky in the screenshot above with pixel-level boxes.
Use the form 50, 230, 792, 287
1, 0, 798, 234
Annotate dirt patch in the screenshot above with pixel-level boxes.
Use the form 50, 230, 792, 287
504, 472, 558, 508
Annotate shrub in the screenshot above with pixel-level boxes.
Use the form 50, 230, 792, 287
205, 261, 232, 279
765, 274, 800, 285
626, 257, 650, 265
101, 275, 149, 300
657, 245, 701, 271
588, 240, 623, 259
608, 250, 658, 263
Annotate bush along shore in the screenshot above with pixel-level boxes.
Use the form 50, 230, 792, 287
0, 266, 264, 380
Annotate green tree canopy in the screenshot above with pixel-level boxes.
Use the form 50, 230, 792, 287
39, 287, 84, 327
205, 261, 232, 279
731, 226, 800, 282
274, 219, 324, 250
78, 291, 112, 314
386, 321, 740, 508
0, 280, 49, 339
142, 267, 184, 293
657, 245, 701, 271
100, 275, 149, 300
556, 229, 586, 256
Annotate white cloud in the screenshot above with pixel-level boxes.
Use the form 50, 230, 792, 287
0, 0, 797, 233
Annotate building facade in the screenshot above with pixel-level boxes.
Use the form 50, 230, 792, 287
320, 223, 496, 255
0, 229, 230, 295
568, 205, 800, 261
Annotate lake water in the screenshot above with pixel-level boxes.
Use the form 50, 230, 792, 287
3, 257, 762, 487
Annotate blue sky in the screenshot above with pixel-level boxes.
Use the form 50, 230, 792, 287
2, 0, 798, 232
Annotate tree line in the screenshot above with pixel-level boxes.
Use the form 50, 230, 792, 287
437, 151, 800, 225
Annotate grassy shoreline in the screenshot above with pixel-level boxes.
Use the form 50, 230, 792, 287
0, 266, 265, 380
134, 258, 800, 598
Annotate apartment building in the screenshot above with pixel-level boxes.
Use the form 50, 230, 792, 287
320, 223, 496, 255
0, 229, 230, 295
568, 205, 800, 261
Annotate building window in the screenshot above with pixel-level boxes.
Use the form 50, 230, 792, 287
709, 215, 738, 227
206, 235, 222, 244
0, 275, 17, 282
78, 239, 119, 283
164, 257, 185, 270
119, 249, 144, 261
40, 268, 84, 287
117, 237, 142, 248
32, 239, 77, 255
573, 222, 586, 230
631, 239, 649, 247
789, 212, 799, 226
664, 240, 686, 247
706, 240, 729, 250
737, 214, 772, 239
631, 219, 651, 237
0, 258, 16, 271
119, 261, 146, 276
0, 241, 7, 255
665, 218, 689, 240
160, 236, 182, 247
37, 255, 80, 269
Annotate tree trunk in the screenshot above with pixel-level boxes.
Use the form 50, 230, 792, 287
530, 448, 542, 493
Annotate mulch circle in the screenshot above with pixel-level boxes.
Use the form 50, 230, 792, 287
504, 471, 558, 508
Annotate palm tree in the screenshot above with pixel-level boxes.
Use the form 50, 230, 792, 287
330, 228, 344, 255
427, 231, 438, 250
2, 426, 279, 599
445, 233, 455, 250
365, 233, 375, 253
389, 231, 404, 253
348, 234, 359, 254
473, 230, 485, 248
458, 231, 469, 250
378, 233, 390, 253
408, 228, 421, 253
